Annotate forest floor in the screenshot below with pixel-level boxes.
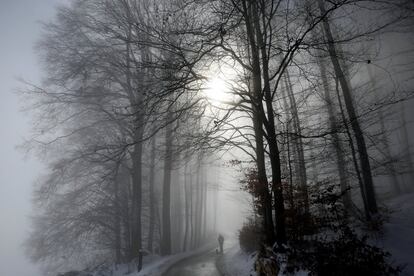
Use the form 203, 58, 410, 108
212, 191, 414, 276
378, 191, 414, 275
106, 192, 414, 276
171, 191, 414, 276
215, 238, 256, 276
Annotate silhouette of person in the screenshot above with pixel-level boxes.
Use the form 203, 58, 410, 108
218, 234, 224, 254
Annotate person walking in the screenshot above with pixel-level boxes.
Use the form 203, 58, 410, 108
218, 234, 224, 254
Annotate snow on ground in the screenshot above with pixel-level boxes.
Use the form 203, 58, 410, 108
215, 192, 414, 276
378, 191, 414, 275
107, 243, 216, 276
216, 239, 257, 276
88, 193, 414, 276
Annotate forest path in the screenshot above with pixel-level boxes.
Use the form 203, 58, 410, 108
163, 249, 222, 276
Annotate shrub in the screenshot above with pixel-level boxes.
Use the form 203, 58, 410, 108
282, 182, 401, 276
239, 218, 261, 253
284, 226, 401, 276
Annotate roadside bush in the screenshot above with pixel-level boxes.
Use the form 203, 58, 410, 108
239, 218, 261, 253
284, 226, 401, 276
283, 183, 401, 275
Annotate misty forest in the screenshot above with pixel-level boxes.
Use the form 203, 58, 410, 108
19, 0, 414, 275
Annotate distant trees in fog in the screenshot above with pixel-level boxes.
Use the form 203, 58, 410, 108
23, 0, 414, 274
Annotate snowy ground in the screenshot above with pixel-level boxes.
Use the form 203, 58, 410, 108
132, 237, 256, 276
214, 192, 414, 276
378, 192, 414, 275
90, 193, 414, 276
95, 243, 216, 276
215, 242, 310, 276
165, 249, 221, 276
215, 239, 257, 276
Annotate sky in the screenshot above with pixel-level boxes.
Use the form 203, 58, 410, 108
0, 1, 66, 275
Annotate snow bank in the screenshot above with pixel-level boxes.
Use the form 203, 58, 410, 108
379, 192, 414, 275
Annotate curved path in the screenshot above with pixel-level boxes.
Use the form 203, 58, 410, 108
163, 249, 222, 276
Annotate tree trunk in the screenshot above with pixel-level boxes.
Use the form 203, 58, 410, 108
213, 167, 219, 233
284, 70, 309, 214
183, 161, 190, 251
194, 160, 203, 247
147, 136, 156, 252
319, 0, 378, 216
242, 0, 276, 245
252, 0, 287, 243
190, 170, 195, 249
121, 168, 132, 262
114, 165, 121, 264
335, 78, 370, 219
317, 54, 352, 209
280, 82, 295, 212
399, 101, 414, 186
131, 130, 143, 266
202, 167, 208, 240
367, 65, 400, 195
161, 119, 173, 255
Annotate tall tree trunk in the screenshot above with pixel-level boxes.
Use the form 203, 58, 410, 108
124, 17, 144, 265
147, 136, 156, 252
131, 129, 143, 266
285, 125, 295, 211
282, 77, 300, 183
202, 167, 208, 240
213, 167, 219, 233
114, 165, 121, 264
252, 1, 287, 243
183, 161, 190, 251
280, 82, 295, 212
242, 0, 276, 245
155, 194, 162, 254
193, 161, 200, 247
399, 101, 414, 186
284, 70, 309, 214
319, 0, 378, 216
171, 162, 183, 253
366, 65, 400, 195
122, 168, 132, 262
195, 160, 203, 247
317, 54, 352, 209
335, 78, 370, 219
190, 170, 195, 249
161, 119, 173, 255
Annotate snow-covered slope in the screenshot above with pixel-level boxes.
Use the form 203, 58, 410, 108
379, 192, 414, 275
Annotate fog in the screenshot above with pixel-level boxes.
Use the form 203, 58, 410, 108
1, 1, 414, 276
0, 1, 65, 275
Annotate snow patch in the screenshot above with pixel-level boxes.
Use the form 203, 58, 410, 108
216, 242, 257, 276
379, 192, 414, 275
124, 243, 215, 276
